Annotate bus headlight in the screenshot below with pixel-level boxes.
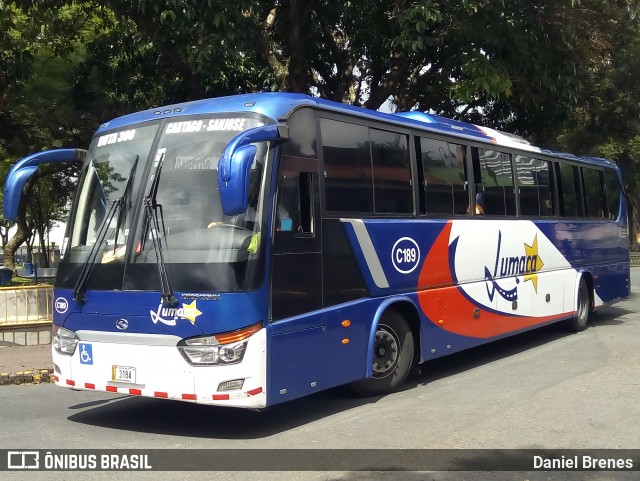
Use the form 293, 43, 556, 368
177, 322, 262, 366
53, 327, 78, 356
179, 340, 248, 365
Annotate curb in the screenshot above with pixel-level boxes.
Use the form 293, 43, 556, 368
0, 368, 55, 386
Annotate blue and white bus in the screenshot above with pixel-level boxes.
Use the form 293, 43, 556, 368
3, 93, 630, 408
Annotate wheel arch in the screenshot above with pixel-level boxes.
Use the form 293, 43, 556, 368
366, 297, 421, 378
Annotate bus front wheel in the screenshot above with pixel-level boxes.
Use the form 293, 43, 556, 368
567, 277, 591, 332
352, 310, 414, 396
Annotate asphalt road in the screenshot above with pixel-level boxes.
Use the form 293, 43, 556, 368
2, 270, 639, 481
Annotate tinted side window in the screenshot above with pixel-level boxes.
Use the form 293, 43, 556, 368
536, 160, 555, 217
282, 108, 318, 158
320, 119, 373, 213
478, 149, 515, 216
370, 129, 412, 213
515, 156, 538, 216
582, 167, 606, 218
515, 156, 554, 217
418, 137, 468, 215
604, 168, 621, 219
557, 163, 582, 217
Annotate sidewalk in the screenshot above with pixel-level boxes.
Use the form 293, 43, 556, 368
0, 342, 54, 385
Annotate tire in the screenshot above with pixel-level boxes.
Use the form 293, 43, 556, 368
352, 310, 415, 396
567, 277, 591, 332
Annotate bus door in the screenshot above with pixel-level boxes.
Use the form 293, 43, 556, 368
269, 153, 324, 401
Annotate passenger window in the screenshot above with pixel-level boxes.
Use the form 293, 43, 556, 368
536, 160, 555, 217
320, 119, 373, 213
557, 163, 582, 217
604, 168, 621, 219
477, 149, 515, 216
370, 129, 412, 213
418, 137, 469, 215
515, 156, 554, 217
582, 167, 606, 218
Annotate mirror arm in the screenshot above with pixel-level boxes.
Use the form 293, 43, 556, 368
3, 149, 86, 221
219, 124, 286, 182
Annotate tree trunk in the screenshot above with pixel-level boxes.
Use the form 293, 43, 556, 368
3, 224, 29, 273
38, 230, 49, 268
287, 0, 314, 93
3, 181, 33, 272
0, 225, 8, 247
26, 239, 33, 265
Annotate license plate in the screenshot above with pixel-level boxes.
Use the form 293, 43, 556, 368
112, 365, 136, 383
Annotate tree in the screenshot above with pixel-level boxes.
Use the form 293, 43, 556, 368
0, 2, 33, 112
92, 1, 615, 137
554, 0, 640, 245
92, 0, 268, 103
0, 146, 13, 249
0, 2, 93, 270
4, 0, 640, 263
17, 1, 617, 135
27, 172, 75, 267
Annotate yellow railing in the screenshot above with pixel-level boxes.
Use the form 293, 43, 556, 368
0, 284, 53, 327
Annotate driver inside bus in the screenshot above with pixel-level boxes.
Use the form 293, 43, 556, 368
206, 165, 290, 253
207, 164, 290, 231
207, 170, 262, 230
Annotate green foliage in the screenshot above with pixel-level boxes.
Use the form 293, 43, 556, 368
3, 0, 640, 250
0, 3, 34, 96
0, 1, 100, 266
95, 0, 269, 101
552, 0, 640, 243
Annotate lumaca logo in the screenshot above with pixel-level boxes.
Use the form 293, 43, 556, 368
149, 300, 202, 326
485, 232, 545, 302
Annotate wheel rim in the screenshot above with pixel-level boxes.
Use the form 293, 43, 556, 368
372, 325, 400, 378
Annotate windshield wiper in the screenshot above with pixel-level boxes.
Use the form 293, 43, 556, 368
112, 156, 139, 255
140, 153, 178, 307
73, 155, 139, 303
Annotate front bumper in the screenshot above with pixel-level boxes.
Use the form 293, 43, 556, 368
52, 329, 267, 409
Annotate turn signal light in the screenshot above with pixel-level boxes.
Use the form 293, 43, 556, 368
215, 323, 262, 344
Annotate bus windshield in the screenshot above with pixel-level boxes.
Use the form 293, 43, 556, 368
59, 115, 271, 293
67, 124, 158, 262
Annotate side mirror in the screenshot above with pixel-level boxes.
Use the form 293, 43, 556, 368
218, 124, 287, 216
3, 149, 85, 221
219, 144, 257, 215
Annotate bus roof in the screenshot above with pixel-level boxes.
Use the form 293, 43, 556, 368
96, 92, 617, 170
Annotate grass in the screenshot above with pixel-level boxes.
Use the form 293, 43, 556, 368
8, 276, 39, 287
1, 267, 53, 287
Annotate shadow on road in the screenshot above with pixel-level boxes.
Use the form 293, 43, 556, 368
67, 304, 633, 440
67, 383, 376, 439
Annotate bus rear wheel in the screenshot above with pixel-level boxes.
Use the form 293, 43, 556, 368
567, 277, 590, 332
352, 310, 414, 396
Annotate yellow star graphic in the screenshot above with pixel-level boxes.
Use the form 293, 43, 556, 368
181, 300, 202, 325
524, 235, 544, 292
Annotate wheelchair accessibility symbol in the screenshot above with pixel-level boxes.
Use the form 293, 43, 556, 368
78, 343, 93, 365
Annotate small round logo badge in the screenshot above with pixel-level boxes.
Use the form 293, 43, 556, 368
115, 319, 129, 331
391, 237, 421, 274
54, 297, 69, 314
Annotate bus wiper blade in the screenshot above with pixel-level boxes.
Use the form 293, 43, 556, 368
72, 198, 117, 303
141, 153, 178, 307
72, 155, 139, 304
144, 197, 177, 307
113, 155, 139, 254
